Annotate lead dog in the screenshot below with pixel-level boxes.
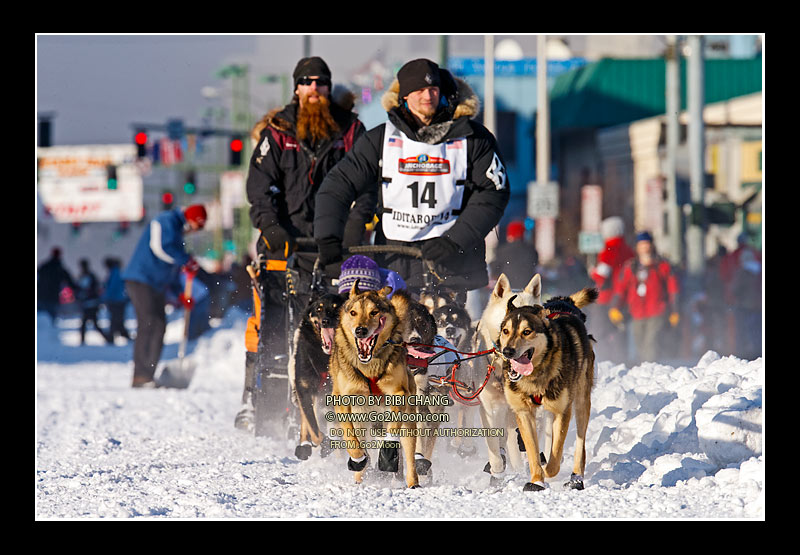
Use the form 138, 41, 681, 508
497, 290, 596, 491
328, 280, 419, 488
473, 273, 543, 482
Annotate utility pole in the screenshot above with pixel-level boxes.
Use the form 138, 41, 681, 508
439, 35, 449, 68
537, 35, 550, 187
303, 35, 312, 57
535, 34, 555, 264
484, 35, 495, 135
687, 35, 706, 290
665, 35, 683, 265
217, 63, 253, 260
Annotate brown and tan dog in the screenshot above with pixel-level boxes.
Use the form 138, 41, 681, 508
496, 290, 596, 492
328, 280, 419, 488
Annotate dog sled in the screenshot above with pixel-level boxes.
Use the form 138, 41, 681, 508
247, 240, 487, 441
248, 242, 426, 439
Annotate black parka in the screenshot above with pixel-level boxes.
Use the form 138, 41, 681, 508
246, 91, 372, 243
313, 75, 510, 292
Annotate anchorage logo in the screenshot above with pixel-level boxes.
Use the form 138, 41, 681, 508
398, 154, 450, 176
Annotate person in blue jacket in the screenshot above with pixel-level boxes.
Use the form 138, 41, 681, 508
122, 204, 207, 388
100, 257, 131, 343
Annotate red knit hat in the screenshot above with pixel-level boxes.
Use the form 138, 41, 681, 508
184, 204, 207, 228
506, 220, 524, 241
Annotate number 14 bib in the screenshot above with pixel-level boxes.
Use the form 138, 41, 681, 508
381, 121, 467, 242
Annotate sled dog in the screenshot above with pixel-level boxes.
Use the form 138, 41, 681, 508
433, 302, 474, 355
328, 280, 419, 488
394, 290, 459, 477
290, 292, 346, 460
473, 273, 543, 480
497, 290, 596, 491
432, 301, 479, 458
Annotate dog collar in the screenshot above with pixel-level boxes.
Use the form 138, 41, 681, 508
547, 311, 574, 319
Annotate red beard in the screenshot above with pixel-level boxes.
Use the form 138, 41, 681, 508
296, 94, 339, 143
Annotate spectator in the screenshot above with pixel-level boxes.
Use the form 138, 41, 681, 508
720, 233, 762, 355
76, 258, 112, 345
101, 257, 131, 342
609, 231, 680, 363
588, 217, 635, 362
122, 204, 207, 388
337, 255, 408, 298
37, 247, 75, 325
490, 220, 538, 289
730, 247, 762, 359
702, 245, 729, 354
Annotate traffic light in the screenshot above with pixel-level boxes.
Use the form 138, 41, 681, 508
229, 136, 243, 166
161, 191, 175, 210
134, 130, 148, 158
106, 165, 118, 190
183, 170, 197, 195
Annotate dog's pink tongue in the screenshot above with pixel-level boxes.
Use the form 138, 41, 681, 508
321, 328, 334, 352
511, 355, 533, 376
407, 345, 436, 359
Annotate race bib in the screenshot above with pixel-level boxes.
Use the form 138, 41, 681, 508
381, 121, 467, 242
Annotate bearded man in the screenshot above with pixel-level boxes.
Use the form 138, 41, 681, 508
238, 56, 372, 432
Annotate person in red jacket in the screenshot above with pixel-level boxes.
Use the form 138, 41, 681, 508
609, 231, 680, 363
589, 217, 635, 362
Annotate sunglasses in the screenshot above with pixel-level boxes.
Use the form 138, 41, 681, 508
297, 76, 331, 87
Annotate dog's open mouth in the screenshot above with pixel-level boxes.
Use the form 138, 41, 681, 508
508, 349, 534, 381
406, 344, 436, 359
355, 317, 386, 363
320, 327, 335, 355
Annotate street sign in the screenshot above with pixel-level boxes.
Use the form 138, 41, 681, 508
37, 145, 143, 223
579, 231, 604, 254
581, 185, 603, 232
527, 181, 559, 219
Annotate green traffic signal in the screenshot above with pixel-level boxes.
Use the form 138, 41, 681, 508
184, 170, 196, 195
106, 165, 118, 190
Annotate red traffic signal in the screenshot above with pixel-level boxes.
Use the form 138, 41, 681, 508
229, 136, 243, 166
161, 191, 174, 209
135, 130, 148, 158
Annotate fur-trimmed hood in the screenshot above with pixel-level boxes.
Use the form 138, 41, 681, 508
250, 85, 358, 141
380, 75, 481, 121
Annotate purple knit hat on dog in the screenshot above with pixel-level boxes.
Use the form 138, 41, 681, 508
338, 255, 382, 294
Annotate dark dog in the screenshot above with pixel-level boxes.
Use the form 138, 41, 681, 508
290, 292, 346, 460
433, 303, 474, 354
397, 292, 458, 477
542, 288, 599, 324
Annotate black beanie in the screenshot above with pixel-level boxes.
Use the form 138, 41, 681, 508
293, 56, 331, 85
397, 58, 441, 99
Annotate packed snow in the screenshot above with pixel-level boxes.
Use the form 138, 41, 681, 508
35, 307, 764, 520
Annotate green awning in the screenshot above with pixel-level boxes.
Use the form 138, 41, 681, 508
549, 57, 762, 131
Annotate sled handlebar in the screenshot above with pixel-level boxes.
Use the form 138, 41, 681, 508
292, 238, 424, 260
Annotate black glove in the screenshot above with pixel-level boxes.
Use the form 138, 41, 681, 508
316, 237, 343, 266
422, 236, 461, 263
261, 225, 294, 256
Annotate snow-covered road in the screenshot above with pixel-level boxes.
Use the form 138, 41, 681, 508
35, 310, 764, 520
